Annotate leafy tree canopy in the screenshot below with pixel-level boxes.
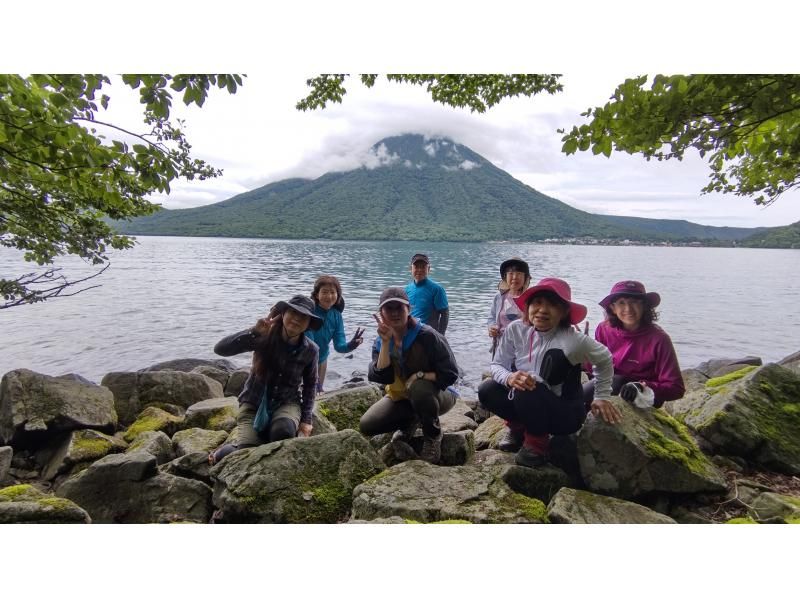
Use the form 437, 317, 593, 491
559, 74, 800, 206
296, 74, 563, 113
0, 73, 242, 307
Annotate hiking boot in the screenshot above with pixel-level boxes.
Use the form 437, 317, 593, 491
514, 445, 549, 468
420, 432, 443, 464
391, 421, 419, 444
497, 426, 524, 452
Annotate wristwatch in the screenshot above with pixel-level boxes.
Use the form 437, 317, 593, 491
416, 371, 425, 380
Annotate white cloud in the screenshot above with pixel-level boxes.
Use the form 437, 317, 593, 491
459, 160, 480, 170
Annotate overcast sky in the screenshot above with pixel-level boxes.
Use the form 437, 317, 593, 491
9, 2, 800, 229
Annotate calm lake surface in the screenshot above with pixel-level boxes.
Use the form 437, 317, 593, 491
2, 237, 798, 389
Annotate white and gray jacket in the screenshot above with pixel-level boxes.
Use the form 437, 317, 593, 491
490, 319, 613, 402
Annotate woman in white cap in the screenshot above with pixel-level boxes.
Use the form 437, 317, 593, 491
479, 278, 621, 468
585, 280, 684, 409
208, 295, 322, 465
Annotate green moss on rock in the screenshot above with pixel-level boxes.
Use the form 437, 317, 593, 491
705, 365, 758, 389
726, 516, 759, 524
0, 484, 40, 502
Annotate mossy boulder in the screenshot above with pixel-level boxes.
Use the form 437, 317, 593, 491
183, 397, 238, 432
123, 406, 184, 443
473, 415, 507, 450
351, 461, 549, 524
694, 356, 763, 379
313, 383, 382, 431
748, 492, 800, 523
125, 430, 176, 464
547, 487, 676, 524
577, 397, 726, 499
497, 463, 572, 504
778, 350, 800, 375
0, 484, 91, 523
210, 429, 384, 523
172, 428, 228, 457
666, 364, 800, 474
159, 452, 213, 486
40, 429, 128, 481
0, 369, 117, 447
311, 409, 337, 436
57, 452, 212, 523
101, 371, 223, 427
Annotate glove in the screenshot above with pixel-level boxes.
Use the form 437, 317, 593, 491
620, 382, 643, 403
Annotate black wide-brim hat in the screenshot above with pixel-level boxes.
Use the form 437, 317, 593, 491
275, 295, 323, 331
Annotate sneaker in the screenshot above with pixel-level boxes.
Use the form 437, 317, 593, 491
420, 432, 443, 464
514, 445, 549, 468
497, 426, 524, 452
391, 421, 419, 444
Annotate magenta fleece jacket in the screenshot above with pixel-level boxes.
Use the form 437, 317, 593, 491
594, 321, 685, 407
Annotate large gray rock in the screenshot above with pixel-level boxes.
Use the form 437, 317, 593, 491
547, 487, 676, 524
377, 431, 475, 467
314, 384, 382, 431
351, 461, 549, 524
0, 446, 12, 482
140, 358, 238, 373
57, 452, 212, 523
40, 429, 128, 481
667, 364, 800, 474
0, 369, 117, 447
211, 429, 384, 523
189, 365, 230, 389
125, 430, 176, 464
101, 371, 224, 427
224, 369, 250, 397
577, 397, 727, 499
172, 428, 228, 457
0, 484, 91, 523
497, 463, 572, 504
440, 399, 479, 433
311, 409, 337, 436
183, 397, 238, 432
778, 350, 800, 375
159, 452, 212, 486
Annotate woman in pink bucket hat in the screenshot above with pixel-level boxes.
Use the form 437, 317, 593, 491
478, 277, 621, 467
584, 280, 684, 409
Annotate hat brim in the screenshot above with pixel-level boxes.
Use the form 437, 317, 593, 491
514, 284, 587, 325
378, 298, 410, 310
275, 301, 324, 331
599, 291, 661, 310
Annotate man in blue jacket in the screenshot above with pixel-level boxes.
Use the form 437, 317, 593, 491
404, 253, 449, 335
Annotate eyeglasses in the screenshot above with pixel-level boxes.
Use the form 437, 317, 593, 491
612, 297, 644, 309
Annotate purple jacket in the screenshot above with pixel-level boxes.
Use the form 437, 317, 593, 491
594, 321, 685, 407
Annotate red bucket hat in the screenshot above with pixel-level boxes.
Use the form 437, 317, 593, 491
599, 280, 661, 309
514, 277, 587, 325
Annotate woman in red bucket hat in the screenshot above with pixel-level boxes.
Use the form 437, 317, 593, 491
583, 280, 684, 409
478, 277, 621, 467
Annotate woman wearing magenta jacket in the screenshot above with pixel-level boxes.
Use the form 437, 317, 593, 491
585, 280, 685, 409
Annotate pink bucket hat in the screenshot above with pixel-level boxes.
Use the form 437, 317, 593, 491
599, 280, 661, 309
514, 277, 587, 325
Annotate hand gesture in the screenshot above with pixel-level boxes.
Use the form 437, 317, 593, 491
373, 313, 393, 344
254, 314, 281, 336
488, 325, 500, 338
349, 327, 365, 347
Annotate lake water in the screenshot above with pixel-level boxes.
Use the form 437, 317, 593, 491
1, 237, 798, 390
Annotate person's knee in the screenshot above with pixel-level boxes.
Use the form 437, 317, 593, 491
408, 381, 437, 411
270, 417, 297, 441
478, 378, 502, 406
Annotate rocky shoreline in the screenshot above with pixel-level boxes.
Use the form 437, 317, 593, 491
1, 351, 799, 524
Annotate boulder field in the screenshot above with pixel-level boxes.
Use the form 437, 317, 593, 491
1, 352, 799, 524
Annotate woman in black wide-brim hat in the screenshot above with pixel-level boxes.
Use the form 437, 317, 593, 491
208, 295, 322, 466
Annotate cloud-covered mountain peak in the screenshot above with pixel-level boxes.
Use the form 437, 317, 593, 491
364, 133, 485, 172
